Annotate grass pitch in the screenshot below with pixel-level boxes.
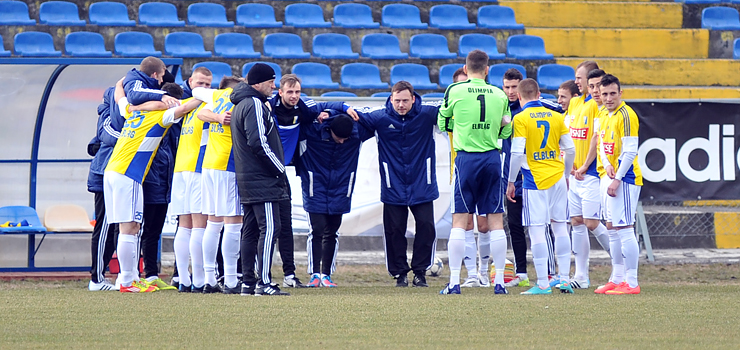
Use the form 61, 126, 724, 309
1, 264, 739, 349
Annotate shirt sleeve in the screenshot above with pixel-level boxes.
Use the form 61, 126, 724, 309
161, 108, 178, 127
117, 97, 129, 119
192, 88, 215, 105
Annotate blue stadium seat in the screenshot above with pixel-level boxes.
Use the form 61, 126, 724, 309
422, 93, 445, 99
507, 35, 554, 60
14, 32, 62, 57
372, 92, 391, 98
65, 32, 112, 57
164, 32, 212, 58
193, 62, 233, 88
139, 2, 185, 27
214, 33, 260, 59
390, 64, 438, 90
702, 7, 740, 30
242, 62, 283, 87
382, 4, 428, 29
285, 3, 331, 28
322, 91, 357, 97
188, 3, 233, 27
334, 4, 379, 29
313, 33, 359, 59
361, 34, 408, 59
175, 68, 184, 85
39, 1, 85, 26
488, 63, 526, 88
537, 64, 575, 90
459, 34, 505, 59
341, 63, 388, 89
236, 4, 282, 28
540, 93, 557, 100
89, 2, 135, 26
292, 62, 339, 89
0, 1, 36, 25
429, 5, 475, 29
114, 32, 161, 57
734, 38, 740, 59
439, 63, 464, 88
676, 0, 721, 4
409, 34, 457, 59
263, 33, 310, 59
0, 35, 11, 57
0, 206, 46, 234
478, 5, 524, 30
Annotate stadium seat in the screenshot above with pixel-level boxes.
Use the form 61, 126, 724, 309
459, 34, 505, 59
0, 1, 36, 25
478, 5, 524, 30
292, 62, 339, 89
14, 32, 62, 57
174, 68, 184, 85
313, 33, 359, 59
0, 206, 46, 234
341, 63, 388, 89
263, 33, 310, 59
381, 4, 428, 29
139, 2, 185, 27
334, 4, 379, 29
242, 62, 283, 87
701, 7, 740, 30
0, 36, 10, 57
236, 4, 282, 28
734, 39, 740, 59
429, 5, 475, 29
488, 63, 526, 88
676, 0, 721, 4
188, 3, 233, 27
39, 1, 86, 26
193, 62, 233, 88
43, 205, 93, 232
537, 64, 575, 90
114, 32, 161, 57
214, 33, 260, 59
372, 92, 391, 98
361, 34, 409, 59
409, 34, 457, 59
422, 93, 445, 99
322, 91, 357, 97
164, 32, 212, 58
439, 63, 464, 88
89, 2, 135, 26
285, 3, 331, 28
506, 35, 554, 60
390, 64, 438, 90
65, 32, 112, 57
540, 93, 557, 100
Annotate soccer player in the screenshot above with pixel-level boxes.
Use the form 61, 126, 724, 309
438, 50, 512, 295
557, 80, 579, 113
596, 74, 643, 295
122, 56, 180, 108
105, 80, 201, 293
506, 79, 575, 295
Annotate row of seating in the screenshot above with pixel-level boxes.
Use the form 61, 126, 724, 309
5, 31, 553, 60
0, 1, 523, 29
702, 7, 740, 30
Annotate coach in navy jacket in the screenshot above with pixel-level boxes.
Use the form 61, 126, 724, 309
354, 82, 441, 287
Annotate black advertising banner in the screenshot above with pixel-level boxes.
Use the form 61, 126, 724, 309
631, 101, 740, 201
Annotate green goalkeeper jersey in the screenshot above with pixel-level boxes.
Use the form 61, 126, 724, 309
438, 78, 512, 152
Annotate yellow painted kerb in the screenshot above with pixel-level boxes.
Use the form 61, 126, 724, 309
714, 212, 740, 248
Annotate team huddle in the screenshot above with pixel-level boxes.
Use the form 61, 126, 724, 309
87, 50, 642, 296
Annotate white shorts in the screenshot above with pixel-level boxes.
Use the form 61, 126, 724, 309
201, 168, 242, 217
522, 177, 568, 226
603, 179, 641, 227
103, 171, 143, 224
170, 171, 203, 215
568, 175, 601, 220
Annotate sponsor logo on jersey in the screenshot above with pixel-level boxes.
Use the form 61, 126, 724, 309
570, 127, 589, 140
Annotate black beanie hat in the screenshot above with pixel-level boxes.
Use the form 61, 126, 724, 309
247, 63, 276, 85
330, 114, 354, 139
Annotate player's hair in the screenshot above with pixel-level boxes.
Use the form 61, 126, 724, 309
465, 50, 489, 74
559, 80, 579, 96
452, 67, 467, 83
576, 60, 599, 73
280, 74, 301, 89
517, 78, 539, 100
192, 67, 212, 77
587, 69, 606, 81
161, 82, 184, 100
140, 56, 166, 77
599, 74, 621, 91
219, 76, 242, 89
503, 68, 523, 81
392, 81, 414, 96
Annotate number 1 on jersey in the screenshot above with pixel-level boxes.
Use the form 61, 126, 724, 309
536, 120, 550, 149
477, 95, 485, 123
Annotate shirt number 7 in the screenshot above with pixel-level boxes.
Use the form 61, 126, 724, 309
536, 120, 550, 149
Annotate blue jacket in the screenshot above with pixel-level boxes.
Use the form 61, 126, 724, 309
87, 87, 124, 193
181, 79, 194, 99
297, 117, 374, 215
501, 98, 564, 197
123, 68, 165, 106
356, 93, 441, 206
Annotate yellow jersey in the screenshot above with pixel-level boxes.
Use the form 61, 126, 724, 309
106, 97, 183, 183
512, 101, 569, 190
569, 96, 599, 177
198, 88, 236, 172
173, 102, 209, 173
598, 101, 643, 186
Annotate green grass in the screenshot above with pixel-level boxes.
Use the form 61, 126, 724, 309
1, 264, 739, 349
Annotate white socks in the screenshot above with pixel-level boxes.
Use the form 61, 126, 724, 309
447, 228, 465, 287
202, 220, 224, 286
464, 230, 477, 278
608, 228, 625, 284
117, 234, 138, 287
477, 231, 490, 274
174, 227, 192, 287
529, 225, 549, 289
571, 224, 589, 281
618, 227, 639, 288
551, 222, 571, 284
490, 229, 507, 286
592, 223, 611, 255
189, 227, 205, 288
221, 223, 242, 289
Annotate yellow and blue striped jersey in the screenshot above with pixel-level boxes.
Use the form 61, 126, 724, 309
512, 101, 569, 190
598, 101, 643, 186
106, 97, 183, 183
569, 95, 599, 177
173, 101, 209, 173
199, 88, 236, 172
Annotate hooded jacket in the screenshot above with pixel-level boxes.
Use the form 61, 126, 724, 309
123, 68, 165, 106
87, 86, 123, 193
